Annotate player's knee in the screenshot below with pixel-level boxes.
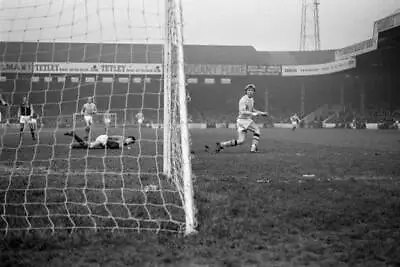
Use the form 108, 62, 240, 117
85, 126, 90, 132
237, 138, 245, 145
237, 133, 246, 144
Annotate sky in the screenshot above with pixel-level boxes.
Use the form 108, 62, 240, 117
0, 0, 399, 51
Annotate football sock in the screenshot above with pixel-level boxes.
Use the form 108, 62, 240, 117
85, 126, 90, 137
251, 133, 260, 147
30, 128, 35, 139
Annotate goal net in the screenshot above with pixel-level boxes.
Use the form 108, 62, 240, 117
0, 0, 196, 235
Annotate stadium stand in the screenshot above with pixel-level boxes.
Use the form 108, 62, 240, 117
1, 9, 399, 127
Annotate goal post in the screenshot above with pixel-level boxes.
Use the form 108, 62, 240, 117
0, 0, 197, 236
163, 0, 173, 181
163, 0, 197, 235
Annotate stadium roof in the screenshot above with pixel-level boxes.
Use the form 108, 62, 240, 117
184, 45, 260, 64
391, 8, 400, 15
256, 50, 335, 65
0, 41, 336, 66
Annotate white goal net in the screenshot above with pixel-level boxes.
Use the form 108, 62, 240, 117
0, 0, 196, 235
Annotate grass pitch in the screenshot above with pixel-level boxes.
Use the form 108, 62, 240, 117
1, 127, 400, 266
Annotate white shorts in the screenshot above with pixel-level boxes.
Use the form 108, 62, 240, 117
138, 119, 143, 124
104, 118, 111, 125
20, 115, 32, 124
84, 115, 93, 125
292, 121, 298, 127
237, 119, 259, 133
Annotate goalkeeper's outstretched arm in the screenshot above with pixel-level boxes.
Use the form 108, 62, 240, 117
64, 131, 88, 148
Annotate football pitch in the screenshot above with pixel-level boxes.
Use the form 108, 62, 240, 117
1, 127, 400, 266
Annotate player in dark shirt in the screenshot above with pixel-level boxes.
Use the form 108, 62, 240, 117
18, 96, 36, 141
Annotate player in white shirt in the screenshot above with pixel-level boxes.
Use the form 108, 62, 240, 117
65, 131, 136, 149
80, 96, 97, 139
290, 113, 300, 131
18, 96, 37, 141
103, 110, 112, 131
136, 112, 144, 125
215, 84, 267, 153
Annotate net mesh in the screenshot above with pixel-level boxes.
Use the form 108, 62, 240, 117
0, 0, 195, 235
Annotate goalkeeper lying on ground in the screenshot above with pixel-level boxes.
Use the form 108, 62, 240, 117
64, 131, 136, 149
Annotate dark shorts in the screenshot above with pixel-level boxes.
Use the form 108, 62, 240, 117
71, 143, 89, 149
106, 140, 120, 149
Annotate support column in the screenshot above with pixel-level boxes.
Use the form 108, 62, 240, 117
264, 86, 269, 113
300, 80, 305, 116
360, 78, 365, 116
340, 77, 345, 111
388, 71, 393, 113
